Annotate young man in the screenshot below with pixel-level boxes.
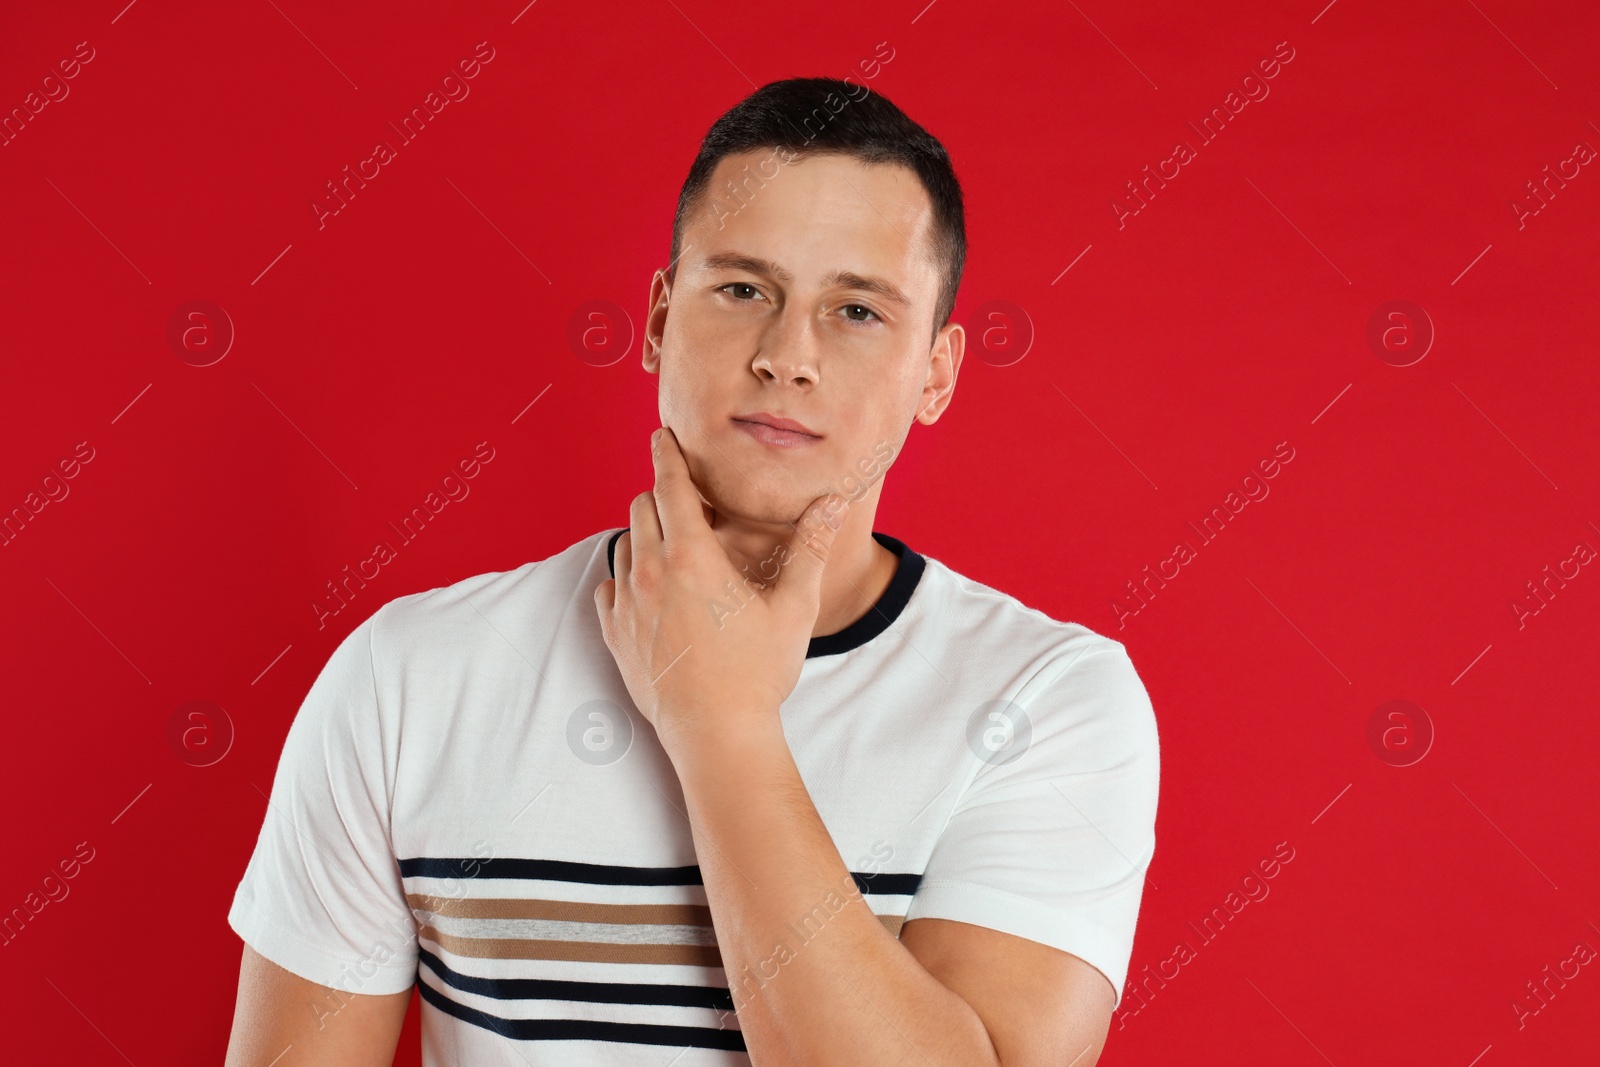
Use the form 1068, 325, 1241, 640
225, 77, 1159, 1066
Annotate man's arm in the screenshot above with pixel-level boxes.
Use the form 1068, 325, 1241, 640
668, 715, 1114, 1067
223, 945, 410, 1067
899, 918, 1114, 1067
598, 432, 1122, 1065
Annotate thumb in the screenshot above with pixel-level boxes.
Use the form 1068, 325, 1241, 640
777, 493, 849, 612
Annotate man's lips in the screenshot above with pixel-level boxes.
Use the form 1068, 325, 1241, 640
730, 412, 823, 448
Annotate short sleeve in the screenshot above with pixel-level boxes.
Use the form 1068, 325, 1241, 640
227, 609, 419, 995
904, 641, 1160, 1009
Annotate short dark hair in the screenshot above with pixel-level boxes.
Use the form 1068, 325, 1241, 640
670, 77, 967, 342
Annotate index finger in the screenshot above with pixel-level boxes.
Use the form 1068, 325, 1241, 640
650, 426, 711, 548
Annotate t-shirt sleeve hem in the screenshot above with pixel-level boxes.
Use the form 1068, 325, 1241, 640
903, 878, 1132, 1010
228, 893, 417, 997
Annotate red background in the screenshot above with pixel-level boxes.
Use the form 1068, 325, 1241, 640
2, 0, 1597, 1063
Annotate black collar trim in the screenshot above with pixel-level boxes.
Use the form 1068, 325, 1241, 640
604, 528, 925, 659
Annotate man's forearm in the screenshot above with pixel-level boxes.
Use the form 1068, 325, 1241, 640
663, 711, 1001, 1067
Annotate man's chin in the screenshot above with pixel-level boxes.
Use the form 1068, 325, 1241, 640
689, 462, 830, 531
703, 491, 821, 533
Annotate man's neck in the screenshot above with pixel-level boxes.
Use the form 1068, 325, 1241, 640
709, 502, 899, 640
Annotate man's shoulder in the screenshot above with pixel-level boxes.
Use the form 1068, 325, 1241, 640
364, 527, 615, 650
917, 552, 1132, 670
918, 554, 1156, 754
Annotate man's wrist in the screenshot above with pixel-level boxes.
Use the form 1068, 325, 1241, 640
657, 704, 788, 776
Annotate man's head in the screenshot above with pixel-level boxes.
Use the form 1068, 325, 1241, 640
643, 77, 968, 535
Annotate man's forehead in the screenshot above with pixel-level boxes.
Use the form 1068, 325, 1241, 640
685, 153, 938, 304
705, 149, 931, 222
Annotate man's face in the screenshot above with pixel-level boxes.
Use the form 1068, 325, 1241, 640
643, 148, 963, 530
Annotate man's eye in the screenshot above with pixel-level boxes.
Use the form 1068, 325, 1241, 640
720, 283, 763, 301
841, 304, 879, 324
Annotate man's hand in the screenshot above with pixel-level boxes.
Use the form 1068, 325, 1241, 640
593, 426, 847, 754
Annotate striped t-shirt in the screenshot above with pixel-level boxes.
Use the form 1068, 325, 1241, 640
228, 527, 1160, 1064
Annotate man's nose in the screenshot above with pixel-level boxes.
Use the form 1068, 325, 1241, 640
752, 306, 821, 386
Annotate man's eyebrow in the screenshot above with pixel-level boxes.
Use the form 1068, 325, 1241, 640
698, 252, 793, 282
824, 270, 912, 311
696, 252, 913, 311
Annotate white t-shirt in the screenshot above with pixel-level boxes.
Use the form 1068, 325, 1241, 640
229, 527, 1159, 1064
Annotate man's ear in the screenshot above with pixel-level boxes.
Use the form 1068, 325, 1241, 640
643, 269, 672, 374
916, 320, 965, 425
